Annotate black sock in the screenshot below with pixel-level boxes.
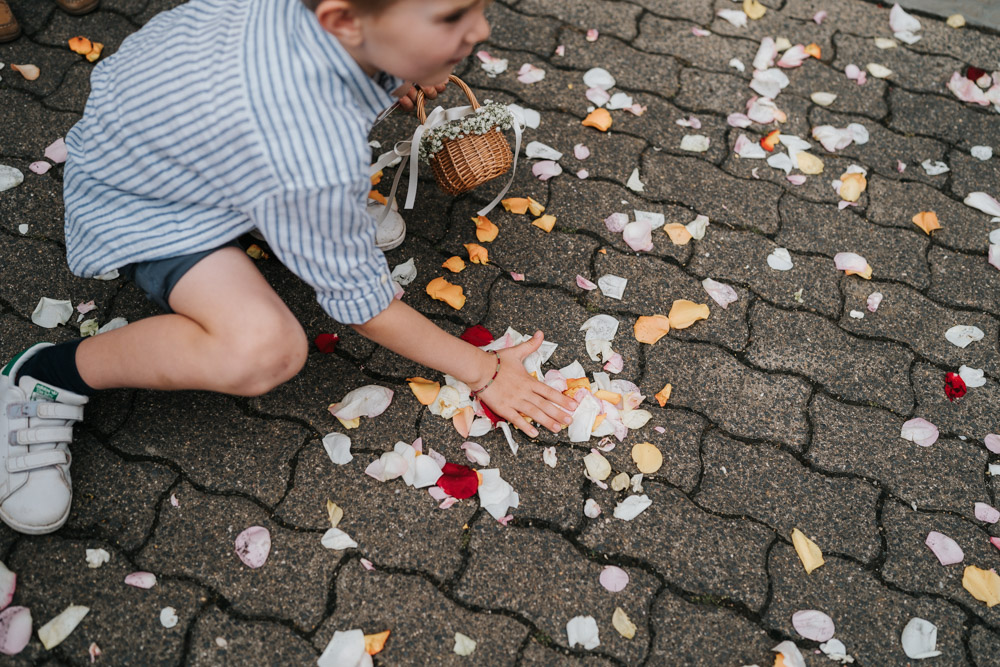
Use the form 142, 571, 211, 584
15, 339, 96, 397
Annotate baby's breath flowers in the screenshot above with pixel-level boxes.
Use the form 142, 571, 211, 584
419, 102, 514, 162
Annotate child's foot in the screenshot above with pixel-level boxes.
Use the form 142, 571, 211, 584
0, 343, 87, 534
0, 0, 21, 43
369, 198, 406, 251
56, 0, 99, 16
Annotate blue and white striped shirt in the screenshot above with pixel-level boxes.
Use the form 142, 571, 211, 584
64, 0, 403, 324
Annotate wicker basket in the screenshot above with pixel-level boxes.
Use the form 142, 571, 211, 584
416, 75, 513, 196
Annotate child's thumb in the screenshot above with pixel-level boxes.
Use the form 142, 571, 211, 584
516, 331, 544, 358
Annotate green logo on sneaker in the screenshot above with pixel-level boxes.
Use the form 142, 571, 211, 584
31, 384, 59, 401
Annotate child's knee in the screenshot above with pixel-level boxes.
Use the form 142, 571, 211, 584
224, 316, 307, 395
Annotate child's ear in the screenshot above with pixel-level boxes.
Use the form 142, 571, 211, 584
314, 0, 364, 46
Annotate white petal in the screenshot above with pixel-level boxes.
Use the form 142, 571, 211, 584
989, 244, 1000, 271
975, 502, 1000, 523
532, 160, 562, 181
454, 632, 477, 656
959, 365, 986, 388
604, 212, 628, 233
634, 210, 665, 229
525, 141, 563, 160
318, 629, 368, 667
581, 314, 620, 342
321, 527, 359, 550
867, 292, 883, 312
411, 455, 443, 488
322, 433, 353, 465
965, 192, 1000, 217
30, 297, 73, 329
478, 469, 519, 520
729, 57, 746, 72
767, 248, 794, 271
622, 409, 652, 430
97, 317, 128, 334
847, 123, 869, 145
866, 63, 893, 78
613, 494, 652, 520
811, 92, 837, 106
0, 165, 24, 194
734, 134, 766, 159
945, 325, 984, 348
584, 498, 601, 518
623, 220, 653, 252
686, 214, 710, 240
574, 143, 591, 160
753, 37, 777, 71
971, 145, 993, 160
767, 152, 794, 174
543, 447, 558, 468
811, 125, 855, 152
777, 44, 809, 68
626, 167, 644, 192
124, 572, 157, 589
772, 640, 806, 667
727, 112, 753, 128
597, 274, 628, 300
390, 258, 416, 286
702, 278, 738, 308
159, 606, 179, 629
792, 610, 835, 642
900, 418, 939, 447
750, 68, 790, 98
680, 134, 711, 152
717, 8, 747, 27
507, 104, 540, 129
329, 386, 394, 420
569, 393, 601, 442
901, 618, 942, 659
517, 63, 545, 84
583, 67, 615, 90
235, 526, 271, 568
38, 605, 89, 649
85, 548, 110, 569
460, 441, 491, 466
921, 159, 950, 175
606, 92, 634, 110
890, 4, 922, 33
834, 252, 869, 273
566, 615, 600, 650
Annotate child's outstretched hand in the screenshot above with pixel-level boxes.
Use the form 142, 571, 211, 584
475, 331, 577, 438
395, 82, 449, 113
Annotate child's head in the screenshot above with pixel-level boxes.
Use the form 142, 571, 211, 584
310, 0, 490, 87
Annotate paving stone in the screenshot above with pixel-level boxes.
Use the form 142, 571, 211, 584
515, 0, 643, 41
631, 0, 715, 24
33, 10, 137, 55
763, 542, 968, 666
777, 194, 931, 289
611, 96, 731, 166
969, 624, 1000, 667
947, 147, 1000, 205
832, 32, 965, 95
484, 1, 562, 57
867, 175, 993, 254
589, 251, 751, 352
634, 15, 759, 73
696, 431, 880, 562
0, 41, 79, 98
927, 245, 1000, 320
881, 499, 1000, 628
66, 432, 177, 553
110, 390, 309, 506
781, 57, 889, 119
747, 300, 915, 414
643, 335, 812, 448
579, 480, 773, 610
554, 26, 681, 97
187, 606, 317, 666
138, 481, 338, 630
316, 566, 529, 665
454, 522, 659, 664
0, 160, 72, 240
888, 86, 997, 150
687, 228, 844, 318
274, 445, 475, 580
647, 589, 773, 666
808, 393, 989, 519
641, 152, 785, 233
0, 311, 77, 363
839, 278, 1000, 377
519, 641, 616, 665
710, 3, 836, 60
672, 67, 751, 118
7, 535, 205, 664
910, 361, 1000, 444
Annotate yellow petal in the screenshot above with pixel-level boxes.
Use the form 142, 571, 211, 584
796, 152, 824, 175
663, 223, 693, 245
839, 172, 867, 202
583, 451, 612, 480
804, 43, 821, 59
844, 264, 873, 280
655, 383, 672, 407
501, 197, 529, 214
464, 243, 489, 264
631, 442, 663, 474
406, 377, 440, 405
582, 108, 612, 132
743, 0, 766, 19
947, 14, 965, 28
442, 256, 466, 273
634, 315, 671, 344
610, 472, 630, 491
668, 300, 710, 330
963, 565, 1000, 606
336, 416, 360, 430
85, 43, 104, 62
371, 170, 383, 186
566, 377, 591, 393
612, 607, 637, 639
364, 630, 390, 655
593, 389, 622, 404
791, 528, 825, 574
532, 214, 556, 232
368, 190, 387, 205
426, 277, 466, 310
912, 211, 941, 235
527, 197, 546, 216
472, 215, 499, 242
453, 405, 474, 438
326, 500, 343, 528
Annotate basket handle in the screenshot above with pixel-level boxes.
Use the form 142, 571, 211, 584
415, 75, 479, 125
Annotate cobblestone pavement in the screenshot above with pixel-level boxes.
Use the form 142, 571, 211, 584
2, 0, 1000, 665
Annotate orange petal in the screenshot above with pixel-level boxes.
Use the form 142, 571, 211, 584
527, 197, 546, 216
655, 383, 672, 407
532, 214, 556, 232
68, 36, 92, 54
839, 172, 867, 202
634, 315, 671, 344
774, 655, 787, 667
364, 630, 390, 656
663, 223, 692, 245
963, 565, 1000, 607
501, 197, 529, 214
442, 256, 466, 273
85, 42, 103, 62
631, 442, 663, 474
371, 170, 383, 186
10, 64, 40, 81
566, 377, 591, 392
406, 377, 440, 405
912, 211, 941, 235
592, 413, 606, 430
368, 190, 387, 205
761, 129, 781, 152
804, 43, 821, 59
426, 277, 466, 310
464, 243, 489, 264
472, 215, 499, 242
844, 265, 873, 280
582, 108, 612, 132
453, 405, 475, 438
668, 300, 710, 329
593, 389, 622, 404
598, 248, 607, 254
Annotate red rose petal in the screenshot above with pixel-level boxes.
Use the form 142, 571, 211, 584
966, 66, 987, 82
436, 462, 479, 499
314, 333, 339, 353
944, 372, 966, 401
460, 325, 494, 347
479, 400, 502, 427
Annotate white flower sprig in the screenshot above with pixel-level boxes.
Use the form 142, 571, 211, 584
418, 101, 514, 163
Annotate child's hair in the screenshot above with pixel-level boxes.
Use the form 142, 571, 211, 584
301, 0, 400, 13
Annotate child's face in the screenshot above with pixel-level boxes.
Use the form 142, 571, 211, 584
351, 0, 490, 86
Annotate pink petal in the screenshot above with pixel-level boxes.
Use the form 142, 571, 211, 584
461, 441, 491, 466
623, 220, 654, 252
0, 563, 13, 611
777, 45, 809, 68
867, 292, 883, 312
576, 169, 589, 179
439, 497, 458, 509
992, 537, 1000, 553
577, 275, 598, 290
599, 565, 629, 592
517, 63, 545, 84
170, 494, 180, 507
76, 300, 96, 314
585, 87, 610, 106
603, 353, 624, 374
625, 103, 646, 116
44, 138, 67, 164
476, 50, 492, 63
975, 502, 1000, 524
543, 370, 568, 392
813, 10, 827, 24
555, 45, 565, 56
985, 434, 1000, 454
947, 72, 989, 105
897, 160, 906, 173
497, 514, 514, 526
0, 606, 32, 656
510, 272, 525, 281
605, 212, 628, 233
532, 160, 562, 181
691, 27, 711, 36
834, 252, 869, 273
235, 526, 271, 569
753, 37, 777, 70
427, 486, 449, 501
360, 558, 375, 571
989, 244, 1000, 271
427, 447, 447, 467
586, 28, 599, 42
727, 113, 753, 128
124, 572, 157, 589
786, 174, 807, 185
702, 278, 738, 309
29, 161, 51, 175
654, 426, 666, 433
574, 143, 590, 160
838, 201, 857, 210
925, 531, 964, 565
901, 418, 939, 447
792, 610, 835, 642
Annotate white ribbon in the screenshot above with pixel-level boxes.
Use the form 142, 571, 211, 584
370, 104, 523, 223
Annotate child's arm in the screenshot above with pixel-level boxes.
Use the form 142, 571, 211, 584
353, 299, 576, 437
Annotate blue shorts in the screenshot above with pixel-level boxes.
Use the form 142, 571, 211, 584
119, 240, 242, 313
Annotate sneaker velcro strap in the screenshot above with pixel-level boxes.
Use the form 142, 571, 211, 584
10, 426, 75, 446
7, 401, 84, 421
7, 450, 70, 473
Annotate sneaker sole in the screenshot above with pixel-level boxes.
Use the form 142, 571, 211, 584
376, 228, 406, 252
0, 504, 70, 535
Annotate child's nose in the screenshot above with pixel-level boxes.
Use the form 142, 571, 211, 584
467, 12, 490, 44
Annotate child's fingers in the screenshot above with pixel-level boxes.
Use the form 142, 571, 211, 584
530, 396, 572, 432
536, 381, 576, 413
505, 408, 540, 438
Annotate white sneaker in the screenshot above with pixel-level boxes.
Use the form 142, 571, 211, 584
0, 343, 86, 534
369, 197, 406, 251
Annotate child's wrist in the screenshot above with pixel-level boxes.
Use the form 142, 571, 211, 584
470, 351, 500, 398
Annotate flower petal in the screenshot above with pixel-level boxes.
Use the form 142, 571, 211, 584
631, 442, 663, 474
566, 616, 600, 650
38, 605, 89, 650
901, 618, 942, 659
667, 300, 710, 329
925, 531, 964, 565
613, 494, 652, 520
964, 565, 1000, 606
622, 220, 653, 252
791, 528, 824, 573
0, 606, 32, 656
235, 526, 271, 568
124, 571, 157, 589
329, 386, 394, 420
634, 315, 671, 344
792, 610, 835, 642
900, 418, 939, 447
767, 248, 794, 271
975, 502, 1000, 524
599, 565, 629, 592
944, 325, 984, 348
426, 277, 466, 310
460, 441, 491, 466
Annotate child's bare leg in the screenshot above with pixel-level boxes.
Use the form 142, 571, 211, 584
77, 246, 308, 396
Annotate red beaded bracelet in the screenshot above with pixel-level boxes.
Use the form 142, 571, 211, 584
470, 351, 501, 398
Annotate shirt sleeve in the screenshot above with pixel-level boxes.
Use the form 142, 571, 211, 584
250, 178, 396, 325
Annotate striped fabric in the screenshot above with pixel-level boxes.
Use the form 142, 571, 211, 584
64, 0, 404, 324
